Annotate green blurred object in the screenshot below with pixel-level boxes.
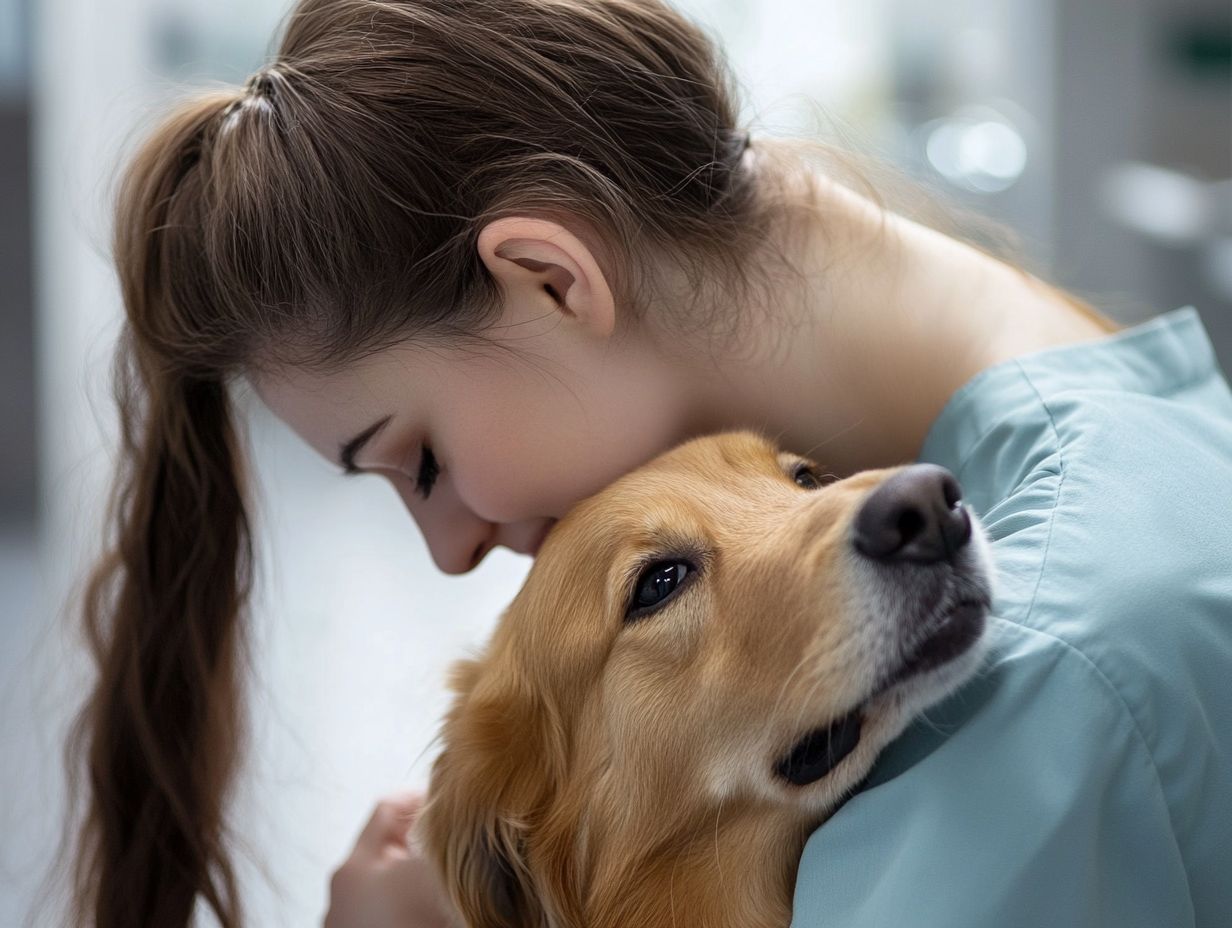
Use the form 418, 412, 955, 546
1165, 17, 1232, 79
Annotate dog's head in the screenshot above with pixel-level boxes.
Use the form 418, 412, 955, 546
417, 430, 995, 928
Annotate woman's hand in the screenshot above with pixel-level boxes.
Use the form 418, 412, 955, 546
323, 791, 456, 928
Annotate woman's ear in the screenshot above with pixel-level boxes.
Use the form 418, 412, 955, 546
476, 216, 616, 338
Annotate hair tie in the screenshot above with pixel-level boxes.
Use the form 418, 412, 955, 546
243, 65, 284, 102
220, 67, 280, 132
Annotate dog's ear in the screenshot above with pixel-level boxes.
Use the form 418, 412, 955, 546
418, 657, 555, 928
444, 811, 539, 927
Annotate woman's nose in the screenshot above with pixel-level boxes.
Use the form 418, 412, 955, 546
851, 464, 971, 564
393, 478, 493, 575
426, 529, 492, 575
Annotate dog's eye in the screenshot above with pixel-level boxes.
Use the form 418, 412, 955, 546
794, 463, 827, 490
626, 560, 693, 622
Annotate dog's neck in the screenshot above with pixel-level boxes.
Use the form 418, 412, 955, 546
571, 795, 812, 928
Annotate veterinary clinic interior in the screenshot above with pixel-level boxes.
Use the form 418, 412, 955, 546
1, 0, 1228, 924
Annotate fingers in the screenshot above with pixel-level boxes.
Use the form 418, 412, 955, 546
355, 790, 426, 855
325, 847, 456, 928
325, 792, 456, 928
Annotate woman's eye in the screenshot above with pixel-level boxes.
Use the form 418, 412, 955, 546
794, 463, 825, 490
626, 560, 693, 622
416, 445, 440, 499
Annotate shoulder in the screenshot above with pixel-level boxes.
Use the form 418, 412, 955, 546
921, 306, 1232, 514
989, 367, 1232, 779
934, 313, 1232, 658
790, 613, 1197, 927
817, 310, 1232, 923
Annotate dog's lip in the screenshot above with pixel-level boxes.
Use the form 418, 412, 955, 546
775, 708, 864, 786
774, 598, 989, 788
870, 596, 991, 698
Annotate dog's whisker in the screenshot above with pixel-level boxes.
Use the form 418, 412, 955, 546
787, 666, 832, 745
915, 706, 951, 738
770, 644, 820, 722
768, 600, 826, 722
403, 731, 446, 781
797, 414, 868, 460
773, 645, 822, 734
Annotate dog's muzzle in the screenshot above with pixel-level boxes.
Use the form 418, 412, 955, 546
774, 596, 987, 787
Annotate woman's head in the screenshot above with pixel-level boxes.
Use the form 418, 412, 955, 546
249, 219, 709, 574
119, 0, 773, 377
115, 0, 801, 578
63, 1, 807, 925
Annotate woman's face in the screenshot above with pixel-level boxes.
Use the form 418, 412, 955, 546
251, 298, 703, 575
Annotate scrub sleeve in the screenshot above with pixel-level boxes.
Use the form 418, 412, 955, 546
789, 306, 1232, 928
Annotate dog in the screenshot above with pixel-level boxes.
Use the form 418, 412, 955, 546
415, 429, 996, 928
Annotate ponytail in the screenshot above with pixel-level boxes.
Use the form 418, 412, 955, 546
59, 89, 258, 928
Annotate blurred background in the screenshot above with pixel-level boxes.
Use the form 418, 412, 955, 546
1, 0, 1228, 924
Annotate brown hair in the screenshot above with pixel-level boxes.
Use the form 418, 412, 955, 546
50, 0, 1116, 925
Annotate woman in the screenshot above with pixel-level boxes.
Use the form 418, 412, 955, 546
62, 0, 1232, 926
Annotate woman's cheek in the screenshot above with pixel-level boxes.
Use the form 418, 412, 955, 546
447, 445, 557, 525
454, 446, 599, 524
446, 386, 677, 523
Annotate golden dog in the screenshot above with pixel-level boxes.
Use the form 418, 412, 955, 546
416, 430, 995, 928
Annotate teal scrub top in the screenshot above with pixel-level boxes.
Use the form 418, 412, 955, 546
790, 306, 1232, 928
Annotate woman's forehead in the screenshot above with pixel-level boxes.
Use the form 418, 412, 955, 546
249, 348, 428, 461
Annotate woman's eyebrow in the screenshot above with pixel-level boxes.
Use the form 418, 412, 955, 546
338, 414, 393, 474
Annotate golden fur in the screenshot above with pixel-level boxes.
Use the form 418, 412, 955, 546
417, 430, 995, 928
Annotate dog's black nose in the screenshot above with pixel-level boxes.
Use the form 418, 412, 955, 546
852, 464, 971, 564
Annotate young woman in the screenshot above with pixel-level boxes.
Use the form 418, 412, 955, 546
62, 0, 1232, 926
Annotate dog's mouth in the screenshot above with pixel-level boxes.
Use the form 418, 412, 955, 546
774, 597, 988, 787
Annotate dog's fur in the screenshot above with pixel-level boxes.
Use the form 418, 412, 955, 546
416, 430, 995, 928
